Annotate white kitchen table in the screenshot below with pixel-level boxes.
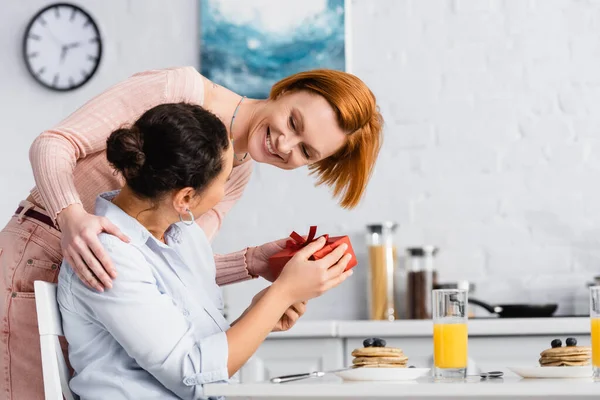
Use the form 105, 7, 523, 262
204, 375, 600, 399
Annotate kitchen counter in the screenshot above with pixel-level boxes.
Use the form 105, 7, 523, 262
243, 318, 593, 385
204, 376, 600, 399
268, 317, 591, 339
268, 321, 337, 338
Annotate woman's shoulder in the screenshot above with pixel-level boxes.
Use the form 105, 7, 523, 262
151, 66, 208, 106
95, 233, 161, 287
97, 232, 144, 258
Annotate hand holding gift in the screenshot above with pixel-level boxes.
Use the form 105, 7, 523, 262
245, 238, 289, 282
268, 226, 358, 280
272, 235, 354, 303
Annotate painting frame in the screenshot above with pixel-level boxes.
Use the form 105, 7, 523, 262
199, 0, 352, 99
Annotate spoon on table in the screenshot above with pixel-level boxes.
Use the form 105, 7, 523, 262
478, 371, 504, 379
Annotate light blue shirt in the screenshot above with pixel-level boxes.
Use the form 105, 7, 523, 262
57, 191, 231, 400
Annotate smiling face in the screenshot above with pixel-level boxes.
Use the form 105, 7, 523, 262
245, 90, 348, 169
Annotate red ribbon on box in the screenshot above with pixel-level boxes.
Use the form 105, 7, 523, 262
285, 226, 328, 251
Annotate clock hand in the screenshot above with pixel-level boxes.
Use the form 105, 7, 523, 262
59, 45, 68, 64
65, 42, 81, 49
45, 28, 63, 47
59, 42, 81, 64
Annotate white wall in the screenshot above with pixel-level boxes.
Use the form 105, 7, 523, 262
0, 0, 198, 219
216, 0, 600, 320
1, 0, 599, 321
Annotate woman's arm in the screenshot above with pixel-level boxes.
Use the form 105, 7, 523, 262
225, 238, 353, 376
213, 250, 253, 285
214, 237, 289, 286
30, 67, 205, 290
29, 68, 195, 222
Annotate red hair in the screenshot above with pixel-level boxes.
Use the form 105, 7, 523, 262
270, 69, 383, 208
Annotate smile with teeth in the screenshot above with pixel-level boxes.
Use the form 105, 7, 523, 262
266, 128, 278, 157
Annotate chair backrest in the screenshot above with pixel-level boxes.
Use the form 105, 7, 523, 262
34, 281, 77, 400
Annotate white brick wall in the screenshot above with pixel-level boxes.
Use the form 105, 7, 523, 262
1, 0, 598, 320
215, 0, 600, 320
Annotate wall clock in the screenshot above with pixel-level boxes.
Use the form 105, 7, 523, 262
23, 3, 102, 91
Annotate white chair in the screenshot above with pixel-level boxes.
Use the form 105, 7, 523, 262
34, 280, 77, 400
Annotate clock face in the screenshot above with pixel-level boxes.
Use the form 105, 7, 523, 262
23, 3, 102, 91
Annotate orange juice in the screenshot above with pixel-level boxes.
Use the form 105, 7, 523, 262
434, 323, 468, 368
592, 318, 600, 367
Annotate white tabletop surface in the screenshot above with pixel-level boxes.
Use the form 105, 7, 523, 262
267, 317, 591, 339
204, 375, 600, 399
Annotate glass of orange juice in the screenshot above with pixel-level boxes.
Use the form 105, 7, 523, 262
591, 286, 600, 380
432, 289, 468, 380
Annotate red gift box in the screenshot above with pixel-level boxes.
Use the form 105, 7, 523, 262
268, 226, 358, 279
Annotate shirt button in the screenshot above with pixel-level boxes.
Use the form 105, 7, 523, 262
11, 292, 17, 298
27, 259, 33, 265
184, 377, 195, 385
51, 264, 58, 270
183, 310, 190, 316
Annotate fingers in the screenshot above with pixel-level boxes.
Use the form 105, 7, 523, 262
69, 250, 104, 292
317, 243, 348, 268
64, 253, 92, 291
279, 301, 307, 331
283, 306, 300, 323
322, 267, 354, 292
294, 236, 326, 259
101, 218, 130, 243
75, 237, 113, 289
291, 301, 306, 317
274, 238, 289, 250
325, 253, 352, 280
258, 238, 291, 259
88, 235, 117, 279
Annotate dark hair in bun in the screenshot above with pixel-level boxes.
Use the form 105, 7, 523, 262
106, 103, 229, 199
105, 126, 145, 181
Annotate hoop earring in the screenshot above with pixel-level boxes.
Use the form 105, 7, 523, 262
179, 208, 195, 226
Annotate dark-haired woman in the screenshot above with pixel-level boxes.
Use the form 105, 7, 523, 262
57, 103, 353, 399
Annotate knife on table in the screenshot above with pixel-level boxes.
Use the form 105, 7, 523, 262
270, 368, 350, 383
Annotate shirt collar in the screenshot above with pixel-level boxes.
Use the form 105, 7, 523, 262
95, 191, 184, 247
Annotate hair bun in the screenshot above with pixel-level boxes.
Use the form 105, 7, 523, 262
106, 126, 145, 180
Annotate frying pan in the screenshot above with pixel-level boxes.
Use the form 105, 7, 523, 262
468, 297, 558, 318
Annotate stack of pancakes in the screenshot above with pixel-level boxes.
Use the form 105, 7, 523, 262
351, 346, 408, 368
539, 346, 591, 367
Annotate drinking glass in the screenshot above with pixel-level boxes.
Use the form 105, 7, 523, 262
591, 286, 600, 380
433, 289, 468, 380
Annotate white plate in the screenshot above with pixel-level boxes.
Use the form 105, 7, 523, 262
507, 366, 592, 379
335, 367, 430, 381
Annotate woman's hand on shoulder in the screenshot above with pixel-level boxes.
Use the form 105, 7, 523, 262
57, 204, 130, 292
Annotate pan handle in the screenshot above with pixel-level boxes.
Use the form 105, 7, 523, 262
468, 297, 503, 314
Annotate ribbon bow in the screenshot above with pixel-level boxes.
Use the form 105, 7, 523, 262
286, 226, 329, 251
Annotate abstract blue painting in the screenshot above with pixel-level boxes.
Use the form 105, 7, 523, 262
200, 0, 348, 99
